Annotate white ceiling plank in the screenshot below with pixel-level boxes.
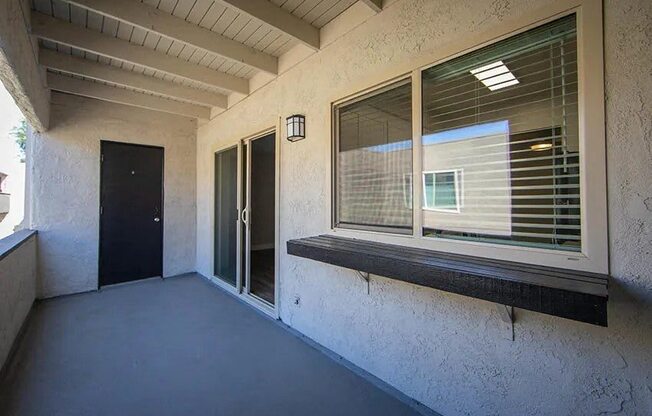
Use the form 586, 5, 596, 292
47, 72, 211, 119
222, 13, 252, 39
69, 4, 87, 25
292, 0, 321, 19
31, 12, 250, 94
211, 7, 240, 35
33, 0, 53, 14
359, 0, 382, 13
277, 0, 304, 13
51, 0, 71, 20
171, 0, 197, 19
198, 4, 228, 29
313, 0, 356, 27
40, 49, 228, 108
61, 0, 278, 74
216, 0, 320, 50
101, 15, 120, 36
129, 26, 148, 45
303, 0, 338, 25
186, 0, 215, 25
85, 9, 104, 31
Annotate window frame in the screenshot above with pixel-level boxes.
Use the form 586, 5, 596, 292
331, 76, 414, 235
329, 1, 607, 275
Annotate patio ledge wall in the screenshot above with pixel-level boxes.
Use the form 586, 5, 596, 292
28, 93, 197, 298
195, 0, 652, 415
0, 230, 37, 372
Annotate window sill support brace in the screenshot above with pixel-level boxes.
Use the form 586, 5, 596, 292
356, 270, 370, 294
496, 304, 515, 341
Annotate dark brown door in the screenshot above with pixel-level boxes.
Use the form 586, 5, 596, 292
99, 141, 164, 286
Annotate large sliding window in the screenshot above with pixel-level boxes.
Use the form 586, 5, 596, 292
334, 80, 413, 233
333, 14, 587, 256
421, 14, 579, 251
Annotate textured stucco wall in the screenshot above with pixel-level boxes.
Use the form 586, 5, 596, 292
0, 233, 36, 371
0, 0, 50, 131
30, 92, 197, 298
196, 0, 651, 414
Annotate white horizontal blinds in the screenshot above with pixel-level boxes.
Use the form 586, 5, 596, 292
421, 14, 580, 251
336, 80, 413, 232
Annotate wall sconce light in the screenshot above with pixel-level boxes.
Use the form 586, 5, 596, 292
286, 114, 305, 142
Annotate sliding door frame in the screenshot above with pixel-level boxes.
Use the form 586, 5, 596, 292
212, 143, 241, 291
211, 123, 281, 319
241, 128, 278, 314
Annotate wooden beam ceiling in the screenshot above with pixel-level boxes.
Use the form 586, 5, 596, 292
47, 72, 211, 119
29, 0, 367, 120
216, 0, 321, 50
31, 12, 249, 94
61, 0, 278, 75
39, 49, 228, 109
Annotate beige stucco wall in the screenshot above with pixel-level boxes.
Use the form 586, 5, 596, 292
29, 92, 197, 298
196, 0, 652, 414
0, 233, 36, 371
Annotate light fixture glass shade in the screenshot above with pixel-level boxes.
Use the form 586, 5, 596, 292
286, 114, 305, 142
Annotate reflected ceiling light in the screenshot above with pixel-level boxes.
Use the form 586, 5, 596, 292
530, 143, 553, 151
471, 61, 519, 91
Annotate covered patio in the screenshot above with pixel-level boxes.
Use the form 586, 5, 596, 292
0, 0, 650, 415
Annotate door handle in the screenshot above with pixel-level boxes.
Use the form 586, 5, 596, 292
240, 207, 248, 225
154, 217, 160, 222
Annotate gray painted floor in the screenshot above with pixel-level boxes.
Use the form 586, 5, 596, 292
0, 274, 424, 416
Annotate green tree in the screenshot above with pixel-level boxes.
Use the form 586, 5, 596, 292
9, 119, 27, 163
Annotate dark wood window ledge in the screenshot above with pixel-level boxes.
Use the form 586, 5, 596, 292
287, 235, 608, 326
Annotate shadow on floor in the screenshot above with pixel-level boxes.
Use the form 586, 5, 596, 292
0, 274, 429, 416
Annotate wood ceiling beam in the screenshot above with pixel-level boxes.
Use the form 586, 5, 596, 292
47, 72, 211, 119
31, 12, 249, 94
359, 0, 383, 13
39, 49, 227, 109
61, 0, 278, 75
216, 0, 320, 50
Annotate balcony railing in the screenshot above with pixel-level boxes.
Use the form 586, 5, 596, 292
0, 230, 37, 373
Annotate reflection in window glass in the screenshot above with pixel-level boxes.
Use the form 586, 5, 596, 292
423, 170, 461, 212
335, 80, 413, 233
421, 14, 580, 251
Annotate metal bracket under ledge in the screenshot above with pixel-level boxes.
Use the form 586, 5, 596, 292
496, 304, 515, 341
356, 271, 370, 294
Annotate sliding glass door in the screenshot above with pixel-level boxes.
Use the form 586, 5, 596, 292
247, 133, 276, 304
214, 132, 276, 308
214, 146, 239, 286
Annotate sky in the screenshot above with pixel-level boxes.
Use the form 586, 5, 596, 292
0, 82, 26, 238
368, 120, 509, 153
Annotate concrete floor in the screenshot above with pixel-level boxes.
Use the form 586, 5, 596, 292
0, 274, 427, 416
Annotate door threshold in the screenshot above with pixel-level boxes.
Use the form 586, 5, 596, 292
99, 276, 162, 290
207, 274, 277, 319
241, 293, 276, 318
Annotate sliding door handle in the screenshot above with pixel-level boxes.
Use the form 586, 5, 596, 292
240, 207, 248, 225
